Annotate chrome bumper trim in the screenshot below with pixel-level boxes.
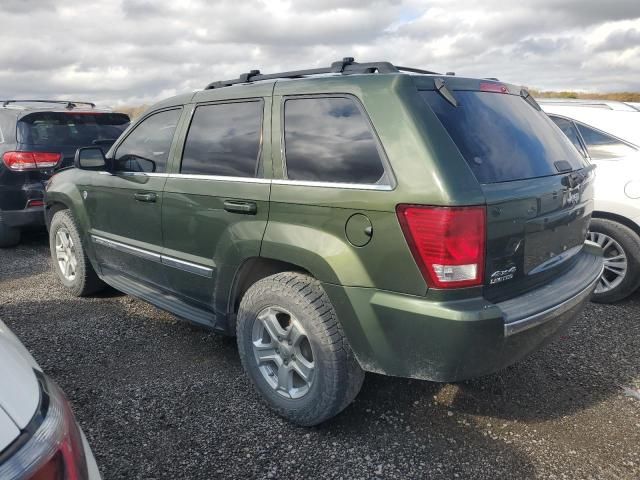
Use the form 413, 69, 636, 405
503, 263, 602, 337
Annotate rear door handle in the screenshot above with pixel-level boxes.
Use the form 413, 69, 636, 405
223, 200, 257, 215
134, 192, 157, 203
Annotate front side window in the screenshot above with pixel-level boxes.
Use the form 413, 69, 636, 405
113, 109, 181, 173
575, 123, 637, 160
181, 101, 262, 177
283, 96, 386, 184
549, 116, 588, 158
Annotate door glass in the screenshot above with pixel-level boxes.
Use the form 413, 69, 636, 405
283, 97, 386, 184
181, 101, 262, 177
113, 109, 181, 173
576, 123, 637, 160
549, 116, 588, 158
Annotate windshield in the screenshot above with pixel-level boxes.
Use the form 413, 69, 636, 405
421, 91, 587, 183
17, 112, 130, 147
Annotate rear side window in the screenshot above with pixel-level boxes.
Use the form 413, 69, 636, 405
17, 112, 129, 146
114, 109, 181, 173
283, 97, 386, 184
421, 91, 586, 183
549, 116, 588, 158
575, 123, 637, 160
181, 101, 262, 177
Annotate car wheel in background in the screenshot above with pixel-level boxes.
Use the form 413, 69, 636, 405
49, 209, 105, 296
236, 272, 365, 426
0, 216, 20, 247
588, 218, 640, 303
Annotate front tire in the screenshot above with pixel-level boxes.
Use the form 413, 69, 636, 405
49, 209, 105, 296
589, 218, 640, 303
236, 272, 364, 426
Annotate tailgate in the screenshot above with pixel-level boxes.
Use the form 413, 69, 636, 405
418, 79, 594, 301
482, 169, 594, 302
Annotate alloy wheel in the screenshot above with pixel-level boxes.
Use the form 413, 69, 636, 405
55, 228, 77, 281
251, 306, 315, 399
588, 230, 627, 294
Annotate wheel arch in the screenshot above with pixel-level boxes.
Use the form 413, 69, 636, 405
591, 210, 640, 238
224, 257, 312, 329
45, 200, 70, 230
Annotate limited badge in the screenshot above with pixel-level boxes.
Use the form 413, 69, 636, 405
490, 266, 517, 284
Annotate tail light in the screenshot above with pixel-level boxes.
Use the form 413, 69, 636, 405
0, 375, 89, 480
397, 205, 486, 289
2, 152, 61, 171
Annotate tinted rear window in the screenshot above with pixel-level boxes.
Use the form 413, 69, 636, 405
17, 112, 129, 146
421, 91, 586, 183
284, 97, 386, 184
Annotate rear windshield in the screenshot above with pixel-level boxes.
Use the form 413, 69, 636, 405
17, 112, 130, 146
421, 91, 586, 183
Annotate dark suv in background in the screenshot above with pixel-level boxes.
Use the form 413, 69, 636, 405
46, 59, 603, 425
0, 100, 129, 247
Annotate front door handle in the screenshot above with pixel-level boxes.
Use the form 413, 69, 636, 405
134, 192, 157, 203
224, 200, 257, 215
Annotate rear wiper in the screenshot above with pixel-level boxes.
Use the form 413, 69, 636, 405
520, 88, 541, 111
434, 78, 458, 107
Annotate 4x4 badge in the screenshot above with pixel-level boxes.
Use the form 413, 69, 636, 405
490, 266, 517, 284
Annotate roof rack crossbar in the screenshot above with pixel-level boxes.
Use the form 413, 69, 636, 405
0, 100, 96, 109
205, 58, 418, 90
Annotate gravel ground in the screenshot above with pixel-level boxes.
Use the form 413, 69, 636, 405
1, 231, 639, 480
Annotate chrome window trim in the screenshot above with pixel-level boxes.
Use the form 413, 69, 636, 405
96, 172, 390, 190
91, 235, 214, 278
97, 171, 169, 177
167, 173, 271, 184
271, 179, 393, 191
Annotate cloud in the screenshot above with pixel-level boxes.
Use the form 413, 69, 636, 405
0, 0, 638, 106
594, 28, 640, 52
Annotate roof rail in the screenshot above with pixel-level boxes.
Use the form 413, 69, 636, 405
204, 57, 441, 90
0, 100, 96, 109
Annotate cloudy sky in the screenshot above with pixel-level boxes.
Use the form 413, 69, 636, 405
2, 0, 639, 107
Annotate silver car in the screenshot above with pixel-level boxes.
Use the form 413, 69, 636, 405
0, 320, 100, 480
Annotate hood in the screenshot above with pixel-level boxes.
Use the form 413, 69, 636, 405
0, 320, 41, 452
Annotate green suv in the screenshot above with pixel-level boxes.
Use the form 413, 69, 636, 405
45, 59, 603, 425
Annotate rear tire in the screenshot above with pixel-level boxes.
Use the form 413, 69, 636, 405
49, 209, 105, 296
236, 272, 364, 426
589, 218, 640, 304
0, 216, 20, 248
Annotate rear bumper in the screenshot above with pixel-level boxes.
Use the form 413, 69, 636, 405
324, 247, 603, 382
0, 207, 45, 228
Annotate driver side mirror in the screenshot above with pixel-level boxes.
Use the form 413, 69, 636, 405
74, 147, 106, 170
